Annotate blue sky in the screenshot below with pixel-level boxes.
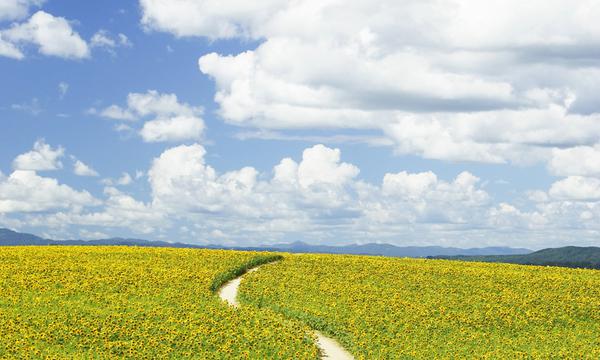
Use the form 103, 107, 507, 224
1, 0, 599, 249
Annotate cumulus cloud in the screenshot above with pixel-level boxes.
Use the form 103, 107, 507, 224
98, 105, 136, 121
116, 172, 132, 186
0, 0, 44, 21
140, 116, 205, 142
136, 0, 600, 168
73, 159, 99, 177
549, 177, 600, 201
5, 142, 600, 246
549, 145, 600, 177
2, 11, 90, 59
0, 170, 98, 213
34, 186, 164, 234
13, 140, 64, 171
0, 33, 24, 59
147, 143, 490, 234
97, 90, 205, 142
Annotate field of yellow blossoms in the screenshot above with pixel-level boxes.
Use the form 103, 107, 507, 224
240, 254, 600, 359
0, 247, 319, 359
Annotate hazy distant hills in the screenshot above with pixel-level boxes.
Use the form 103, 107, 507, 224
0, 228, 205, 248
265, 241, 532, 257
431, 246, 600, 269
0, 228, 533, 258
4, 227, 598, 268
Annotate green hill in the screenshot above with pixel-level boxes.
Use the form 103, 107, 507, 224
430, 246, 600, 269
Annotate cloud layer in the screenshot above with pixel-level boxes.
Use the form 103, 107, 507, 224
4, 140, 600, 248
140, 0, 600, 169
96, 90, 205, 142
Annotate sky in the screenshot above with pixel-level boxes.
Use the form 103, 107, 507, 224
1, 0, 599, 249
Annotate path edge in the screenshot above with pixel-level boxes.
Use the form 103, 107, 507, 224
210, 254, 283, 293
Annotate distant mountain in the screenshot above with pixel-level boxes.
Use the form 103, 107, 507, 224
0, 228, 532, 258
0, 228, 205, 248
430, 246, 600, 269
265, 241, 532, 257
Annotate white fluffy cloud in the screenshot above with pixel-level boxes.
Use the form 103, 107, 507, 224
549, 177, 600, 201
147, 143, 490, 235
549, 145, 600, 177
2, 11, 90, 59
0, 0, 44, 21
73, 159, 99, 177
140, 116, 205, 142
6, 142, 600, 246
0, 33, 24, 59
0, 170, 98, 213
98, 90, 205, 142
13, 140, 64, 171
33, 186, 164, 235
138, 0, 600, 169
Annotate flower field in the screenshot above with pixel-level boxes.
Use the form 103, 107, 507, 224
240, 254, 600, 359
0, 247, 319, 359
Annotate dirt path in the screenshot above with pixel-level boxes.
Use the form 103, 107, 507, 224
218, 264, 354, 360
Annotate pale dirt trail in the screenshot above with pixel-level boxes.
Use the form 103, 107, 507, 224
218, 265, 354, 360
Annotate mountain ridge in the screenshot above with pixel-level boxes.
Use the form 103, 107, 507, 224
0, 228, 532, 258
430, 246, 600, 269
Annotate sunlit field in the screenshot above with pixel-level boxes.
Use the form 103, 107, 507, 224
240, 254, 600, 359
0, 247, 319, 359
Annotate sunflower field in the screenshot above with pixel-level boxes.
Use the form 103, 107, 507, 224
240, 254, 600, 359
0, 246, 319, 359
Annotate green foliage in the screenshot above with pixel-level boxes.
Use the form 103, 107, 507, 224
432, 246, 600, 269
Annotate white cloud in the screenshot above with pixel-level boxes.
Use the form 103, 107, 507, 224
549, 145, 600, 177
0, 170, 98, 213
147, 143, 489, 234
126, 90, 201, 118
34, 186, 165, 234
117, 33, 132, 47
90, 30, 132, 54
2, 11, 89, 59
90, 30, 116, 48
116, 172, 132, 186
549, 176, 600, 201
73, 159, 99, 177
98, 90, 205, 143
0, 33, 24, 59
140, 115, 205, 142
286, 144, 359, 188
99, 105, 136, 121
0, 0, 44, 21
135, 0, 600, 166
7, 141, 600, 247
13, 140, 64, 171
139, 0, 283, 39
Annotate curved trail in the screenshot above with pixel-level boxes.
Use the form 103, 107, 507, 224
218, 264, 354, 360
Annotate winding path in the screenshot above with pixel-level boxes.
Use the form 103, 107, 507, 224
218, 264, 354, 360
